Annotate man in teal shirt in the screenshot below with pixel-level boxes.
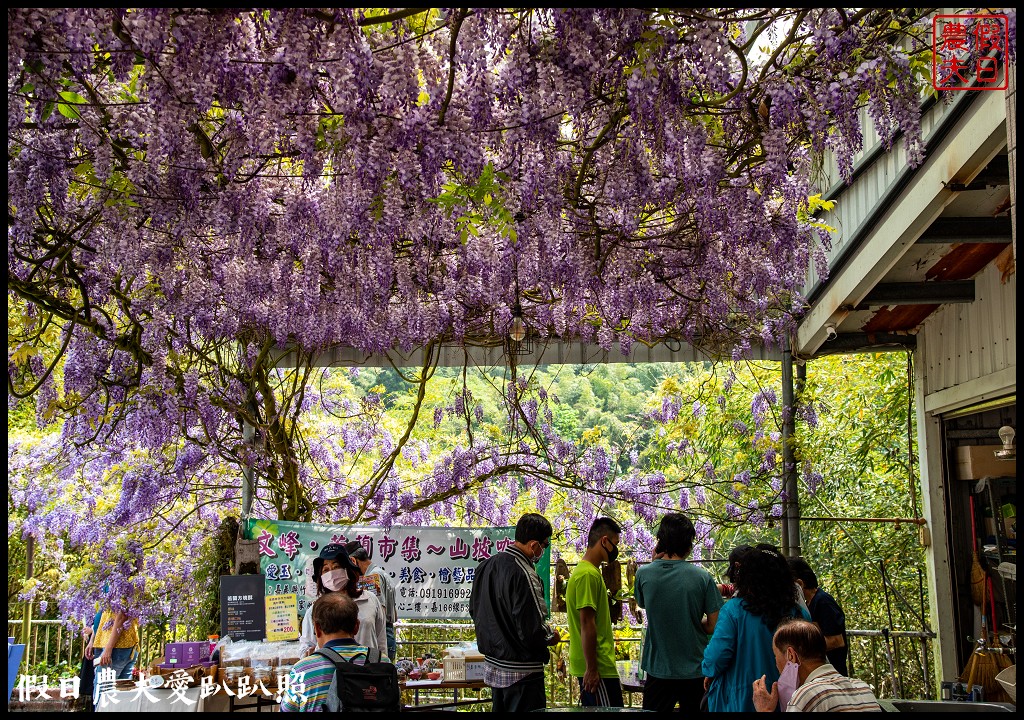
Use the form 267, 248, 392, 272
634, 513, 723, 712
566, 517, 623, 707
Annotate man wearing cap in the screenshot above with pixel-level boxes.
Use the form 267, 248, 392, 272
300, 543, 386, 657
469, 513, 560, 712
345, 540, 398, 660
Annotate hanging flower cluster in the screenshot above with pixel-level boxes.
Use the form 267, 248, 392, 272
8, 8, 999, 621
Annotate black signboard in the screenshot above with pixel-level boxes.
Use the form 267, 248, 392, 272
220, 574, 266, 641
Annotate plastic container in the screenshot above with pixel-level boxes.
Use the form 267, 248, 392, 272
441, 656, 466, 681
276, 665, 294, 686
996, 664, 1016, 702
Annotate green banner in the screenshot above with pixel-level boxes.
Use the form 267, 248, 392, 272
244, 519, 550, 619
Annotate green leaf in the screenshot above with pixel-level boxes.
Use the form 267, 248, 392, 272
57, 101, 83, 120
59, 91, 88, 105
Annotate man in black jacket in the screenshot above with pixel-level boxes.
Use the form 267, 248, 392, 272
470, 513, 561, 712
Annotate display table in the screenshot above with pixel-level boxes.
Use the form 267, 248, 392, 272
402, 678, 490, 711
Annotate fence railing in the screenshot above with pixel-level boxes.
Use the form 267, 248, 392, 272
9, 617, 937, 704
8, 620, 82, 674
8, 619, 188, 677
394, 621, 936, 707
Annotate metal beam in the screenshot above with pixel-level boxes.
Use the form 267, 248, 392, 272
916, 217, 1012, 244
855, 280, 975, 309
781, 338, 800, 558
811, 332, 917, 356
945, 153, 1010, 191
273, 338, 785, 369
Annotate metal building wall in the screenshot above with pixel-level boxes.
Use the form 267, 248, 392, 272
805, 95, 967, 296
918, 262, 1017, 406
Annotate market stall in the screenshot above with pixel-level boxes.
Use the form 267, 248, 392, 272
94, 522, 551, 711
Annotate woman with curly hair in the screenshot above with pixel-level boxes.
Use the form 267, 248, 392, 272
701, 544, 810, 712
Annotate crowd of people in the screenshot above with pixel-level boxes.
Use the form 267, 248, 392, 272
79, 512, 876, 713
469, 512, 881, 713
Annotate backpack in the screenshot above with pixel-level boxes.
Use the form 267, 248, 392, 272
315, 646, 401, 712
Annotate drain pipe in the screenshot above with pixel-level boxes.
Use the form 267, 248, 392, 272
781, 337, 801, 557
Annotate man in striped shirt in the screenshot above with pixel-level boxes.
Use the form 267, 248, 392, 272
280, 593, 392, 712
753, 619, 881, 712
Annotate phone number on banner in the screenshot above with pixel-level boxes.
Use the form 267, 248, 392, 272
402, 587, 473, 600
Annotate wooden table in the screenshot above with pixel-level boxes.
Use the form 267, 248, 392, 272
402, 678, 490, 711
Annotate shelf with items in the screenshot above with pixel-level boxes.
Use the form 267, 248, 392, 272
972, 476, 1016, 634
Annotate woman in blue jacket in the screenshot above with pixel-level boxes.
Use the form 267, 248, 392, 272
701, 544, 810, 712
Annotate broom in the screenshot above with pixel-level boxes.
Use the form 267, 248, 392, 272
961, 579, 1005, 702
969, 495, 986, 607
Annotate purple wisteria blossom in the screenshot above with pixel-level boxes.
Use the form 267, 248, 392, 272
5, 7, 950, 624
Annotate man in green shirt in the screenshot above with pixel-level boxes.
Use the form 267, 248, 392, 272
566, 517, 623, 708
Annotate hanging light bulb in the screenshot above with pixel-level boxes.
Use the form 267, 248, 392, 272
509, 312, 527, 342
994, 425, 1015, 459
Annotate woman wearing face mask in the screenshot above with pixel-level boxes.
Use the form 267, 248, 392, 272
299, 544, 387, 656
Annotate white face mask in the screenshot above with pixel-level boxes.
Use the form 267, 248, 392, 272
777, 660, 800, 711
321, 569, 348, 592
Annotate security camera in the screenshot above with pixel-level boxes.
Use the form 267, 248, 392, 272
825, 324, 838, 341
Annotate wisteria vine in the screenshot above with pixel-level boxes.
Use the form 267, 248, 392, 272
7, 8, 1011, 623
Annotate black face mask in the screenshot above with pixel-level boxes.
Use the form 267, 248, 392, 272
604, 538, 619, 563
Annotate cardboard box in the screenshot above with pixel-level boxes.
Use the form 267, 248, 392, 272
164, 642, 185, 665
183, 641, 209, 666
165, 641, 211, 668
955, 445, 1016, 480
463, 653, 486, 681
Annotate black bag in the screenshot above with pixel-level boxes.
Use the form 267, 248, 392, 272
316, 646, 401, 712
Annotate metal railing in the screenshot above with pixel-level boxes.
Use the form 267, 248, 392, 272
9, 617, 937, 705
8, 619, 188, 678
8, 620, 83, 674
394, 621, 937, 707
